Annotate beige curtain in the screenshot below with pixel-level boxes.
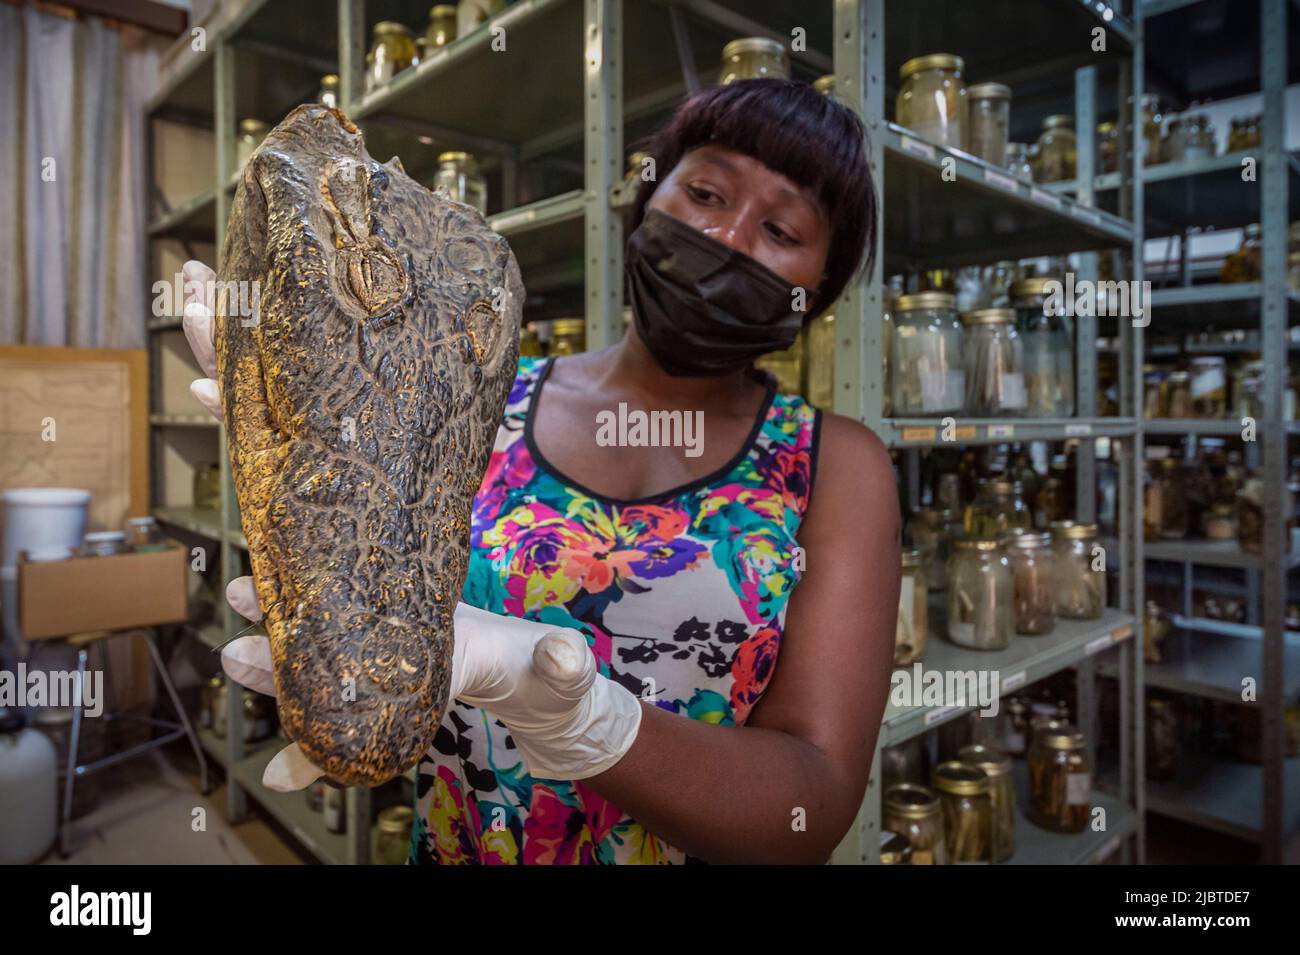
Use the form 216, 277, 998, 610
0, 4, 165, 349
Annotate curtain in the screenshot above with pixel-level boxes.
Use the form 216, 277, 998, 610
0, 4, 164, 349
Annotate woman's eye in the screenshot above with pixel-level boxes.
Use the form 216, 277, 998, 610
765, 223, 797, 245
686, 184, 720, 204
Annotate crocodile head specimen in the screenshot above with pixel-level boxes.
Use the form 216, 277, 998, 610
215, 104, 521, 786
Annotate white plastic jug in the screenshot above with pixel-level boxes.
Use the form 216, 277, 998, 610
0, 708, 58, 863
1, 487, 91, 569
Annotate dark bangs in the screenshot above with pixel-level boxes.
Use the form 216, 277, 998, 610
627, 77, 877, 320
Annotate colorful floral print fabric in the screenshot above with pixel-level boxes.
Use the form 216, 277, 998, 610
409, 356, 820, 864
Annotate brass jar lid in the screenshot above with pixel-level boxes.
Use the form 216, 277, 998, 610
1010, 276, 1060, 301
813, 74, 835, 95
1051, 520, 1099, 539
932, 760, 990, 795
438, 150, 473, 163
1097, 120, 1117, 133
1038, 723, 1086, 750
319, 73, 339, 90
968, 82, 1011, 99
900, 53, 964, 81
552, 318, 586, 336
880, 830, 912, 864
374, 20, 414, 37
962, 307, 1016, 325
239, 118, 269, 135
1044, 114, 1075, 129
430, 3, 458, 14
722, 37, 787, 60
377, 805, 414, 833
884, 783, 940, 818
954, 537, 1001, 551
895, 291, 957, 312
958, 743, 1012, 778
1002, 530, 1051, 549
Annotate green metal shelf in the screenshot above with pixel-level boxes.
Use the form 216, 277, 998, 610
154, 506, 223, 542
1007, 762, 1138, 865
150, 412, 220, 428
881, 417, 1137, 449
1098, 627, 1300, 704
147, 189, 217, 241
1139, 753, 1300, 845
1143, 538, 1300, 570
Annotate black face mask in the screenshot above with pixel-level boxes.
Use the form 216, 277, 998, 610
625, 208, 809, 377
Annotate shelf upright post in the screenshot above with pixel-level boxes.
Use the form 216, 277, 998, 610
585, 0, 623, 350
831, 0, 886, 431
1259, 0, 1288, 865
338, 0, 366, 111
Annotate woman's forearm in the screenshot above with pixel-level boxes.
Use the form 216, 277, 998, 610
584, 702, 862, 864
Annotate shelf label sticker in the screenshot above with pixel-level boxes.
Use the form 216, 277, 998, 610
1111, 624, 1134, 642
1096, 835, 1122, 862
1002, 670, 1027, 693
1072, 206, 1103, 227
983, 168, 1019, 192
987, 424, 1015, 439
1030, 188, 1062, 210
901, 426, 938, 442
490, 208, 537, 232
1086, 634, 1115, 656
1065, 423, 1093, 437
953, 425, 977, 440
924, 703, 966, 726
899, 135, 937, 161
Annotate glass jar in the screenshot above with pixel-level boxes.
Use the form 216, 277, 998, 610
1029, 723, 1091, 833
931, 762, 992, 863
883, 783, 946, 865
805, 311, 835, 411
882, 737, 928, 791
1204, 501, 1236, 541
1143, 600, 1172, 663
1034, 115, 1077, 183
1182, 114, 1216, 160
879, 830, 912, 864
895, 549, 929, 666
1136, 93, 1162, 165
946, 538, 1013, 650
372, 806, 415, 864
967, 83, 1010, 166
1051, 521, 1105, 619
891, 292, 965, 414
962, 308, 1026, 415
1034, 474, 1066, 530
519, 323, 543, 357
236, 118, 269, 169
1003, 530, 1057, 636
896, 53, 967, 148
1157, 457, 1188, 540
1228, 114, 1262, 151
1190, 356, 1228, 417
1005, 142, 1034, 181
125, 516, 164, 551
1231, 359, 1263, 419
317, 73, 339, 109
719, 37, 789, 84
1146, 698, 1179, 782
424, 4, 458, 48
964, 478, 1032, 537
1011, 277, 1074, 417
80, 530, 126, 557
1002, 698, 1030, 758
1097, 121, 1119, 173
1236, 478, 1264, 553
909, 507, 955, 591
366, 21, 417, 92
549, 318, 586, 356
755, 332, 804, 396
958, 744, 1014, 862
1221, 223, 1263, 283
434, 150, 487, 213
1164, 370, 1192, 418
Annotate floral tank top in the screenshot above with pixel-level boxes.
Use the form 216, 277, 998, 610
408, 355, 821, 864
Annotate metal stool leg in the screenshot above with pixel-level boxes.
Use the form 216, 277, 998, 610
140, 631, 210, 794
59, 648, 88, 857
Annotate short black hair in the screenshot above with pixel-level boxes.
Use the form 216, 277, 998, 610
626, 77, 877, 321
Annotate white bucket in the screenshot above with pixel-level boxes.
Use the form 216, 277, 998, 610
1, 488, 91, 570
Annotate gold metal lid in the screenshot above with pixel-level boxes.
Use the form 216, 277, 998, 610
813, 74, 835, 95
1050, 520, 1098, 539
932, 760, 990, 795
884, 783, 940, 818
880, 830, 912, 864
1097, 120, 1117, 133
1010, 277, 1059, 301
239, 118, 269, 135
1039, 723, 1085, 750
722, 37, 787, 59
968, 82, 1011, 99
374, 20, 414, 37
553, 318, 586, 336
900, 53, 964, 81
430, 3, 458, 14
377, 805, 414, 833
1002, 530, 1051, 549
1044, 114, 1075, 129
438, 150, 472, 163
895, 291, 956, 312
962, 307, 1016, 325
958, 743, 1012, 777
954, 537, 1001, 551
320, 73, 339, 89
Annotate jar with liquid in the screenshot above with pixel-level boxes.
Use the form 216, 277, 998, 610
880, 831, 912, 865
896, 53, 967, 149
125, 516, 164, 551
1157, 457, 1188, 540
1190, 356, 1228, 417
372, 806, 415, 865
967, 83, 1010, 166
946, 538, 1013, 651
549, 318, 586, 356
958, 744, 1015, 862
1051, 521, 1105, 619
424, 4, 458, 49
962, 308, 1027, 415
1034, 115, 1077, 183
1228, 114, 1262, 151
1003, 531, 1057, 635
1028, 723, 1091, 833
895, 549, 929, 666
1136, 93, 1162, 165
1011, 277, 1074, 417
883, 783, 946, 865
366, 21, 417, 92
932, 762, 992, 863
1002, 698, 1030, 758
317, 74, 339, 109
1221, 224, 1263, 283
719, 37, 789, 84
1182, 114, 1216, 160
434, 151, 487, 213
1034, 474, 1066, 530
891, 292, 965, 414
909, 507, 954, 591
964, 478, 1032, 537
236, 119, 269, 168
519, 323, 543, 357
882, 737, 928, 791
805, 311, 836, 411
193, 462, 220, 512
1164, 370, 1192, 418
1005, 142, 1034, 181
1097, 121, 1119, 173
754, 331, 804, 396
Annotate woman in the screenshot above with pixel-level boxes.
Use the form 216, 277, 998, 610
184, 78, 898, 864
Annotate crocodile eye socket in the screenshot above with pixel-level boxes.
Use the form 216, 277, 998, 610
334, 242, 408, 318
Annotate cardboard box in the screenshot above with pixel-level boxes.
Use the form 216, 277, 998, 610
18, 543, 189, 641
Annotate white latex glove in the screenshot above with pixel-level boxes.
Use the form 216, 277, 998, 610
181, 260, 223, 420
221, 579, 643, 791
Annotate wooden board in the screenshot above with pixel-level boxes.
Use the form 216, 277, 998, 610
0, 345, 148, 533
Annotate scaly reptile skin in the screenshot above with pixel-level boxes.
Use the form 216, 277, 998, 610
215, 105, 521, 786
